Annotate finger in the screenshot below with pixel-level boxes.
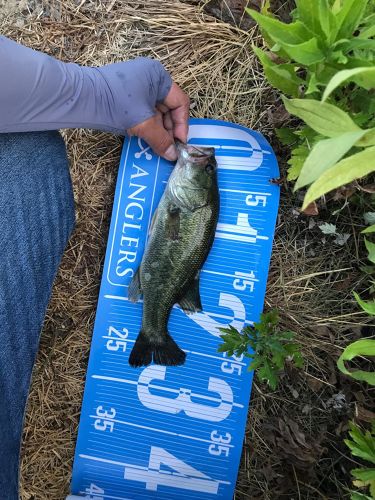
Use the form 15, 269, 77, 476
128, 112, 177, 161
157, 103, 169, 114
163, 110, 173, 132
163, 82, 190, 143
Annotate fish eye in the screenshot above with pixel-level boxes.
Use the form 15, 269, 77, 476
205, 163, 215, 174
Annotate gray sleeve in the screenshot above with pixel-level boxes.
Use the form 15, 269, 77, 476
0, 35, 173, 135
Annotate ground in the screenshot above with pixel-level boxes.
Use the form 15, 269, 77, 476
0, 1, 373, 499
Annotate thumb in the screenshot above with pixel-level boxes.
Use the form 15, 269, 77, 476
127, 113, 178, 162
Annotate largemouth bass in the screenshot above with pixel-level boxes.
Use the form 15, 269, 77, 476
128, 142, 219, 367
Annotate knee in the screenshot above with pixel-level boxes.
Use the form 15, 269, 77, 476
0, 130, 76, 241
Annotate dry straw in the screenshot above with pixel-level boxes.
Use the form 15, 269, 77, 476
0, 0, 371, 498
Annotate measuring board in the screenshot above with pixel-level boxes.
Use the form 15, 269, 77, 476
68, 118, 280, 500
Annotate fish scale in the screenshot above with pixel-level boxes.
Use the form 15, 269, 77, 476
142, 197, 217, 324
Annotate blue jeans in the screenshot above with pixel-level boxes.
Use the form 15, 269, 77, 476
0, 131, 75, 499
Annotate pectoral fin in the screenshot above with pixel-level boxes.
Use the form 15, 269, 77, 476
178, 273, 202, 314
167, 203, 180, 241
128, 267, 142, 302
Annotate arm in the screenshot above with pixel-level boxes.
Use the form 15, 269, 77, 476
0, 36, 189, 160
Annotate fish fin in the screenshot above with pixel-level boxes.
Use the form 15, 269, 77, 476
167, 204, 180, 241
129, 331, 186, 367
128, 268, 142, 302
178, 272, 202, 314
153, 335, 186, 366
128, 330, 153, 367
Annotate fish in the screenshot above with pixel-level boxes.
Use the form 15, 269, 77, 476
128, 141, 219, 367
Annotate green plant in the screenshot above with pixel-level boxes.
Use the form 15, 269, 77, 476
337, 339, 375, 385
345, 421, 375, 499
218, 310, 303, 390
354, 221, 375, 314
337, 338, 375, 500
247, 0, 375, 210
248, 4, 375, 496
335, 227, 375, 499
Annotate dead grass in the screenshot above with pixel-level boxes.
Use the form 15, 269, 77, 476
0, 0, 373, 499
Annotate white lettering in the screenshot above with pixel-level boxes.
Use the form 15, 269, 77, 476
124, 446, 220, 494
137, 366, 233, 422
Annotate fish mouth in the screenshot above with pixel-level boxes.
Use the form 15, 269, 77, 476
176, 140, 215, 161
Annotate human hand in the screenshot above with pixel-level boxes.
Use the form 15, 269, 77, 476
97, 58, 189, 161
127, 82, 190, 162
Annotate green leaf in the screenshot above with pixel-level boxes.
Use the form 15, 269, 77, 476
260, 0, 272, 15
336, 0, 368, 39
365, 238, 375, 264
296, 126, 320, 141
345, 57, 374, 70
360, 19, 375, 39
351, 468, 375, 481
246, 9, 314, 45
293, 352, 304, 368
219, 325, 239, 336
306, 73, 321, 94
337, 339, 375, 385
287, 144, 310, 181
276, 127, 296, 145
332, 0, 342, 14
252, 46, 303, 97
280, 331, 295, 341
322, 68, 375, 102
347, 442, 375, 464
282, 97, 361, 137
248, 357, 263, 371
357, 129, 375, 147
332, 50, 349, 65
354, 292, 375, 315
295, 130, 366, 189
278, 37, 326, 65
348, 422, 372, 449
302, 146, 375, 209
319, 0, 339, 43
247, 10, 325, 65
258, 359, 278, 389
362, 224, 375, 234
371, 481, 375, 499
342, 38, 375, 51
295, 0, 325, 36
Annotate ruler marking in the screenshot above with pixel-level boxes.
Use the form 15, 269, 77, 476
92, 375, 243, 408
104, 295, 129, 301
80, 454, 230, 484
79, 492, 131, 500
79, 454, 146, 470
188, 351, 246, 366
201, 269, 259, 281
220, 188, 271, 195
88, 415, 235, 447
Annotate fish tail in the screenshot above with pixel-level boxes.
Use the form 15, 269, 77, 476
129, 331, 186, 367
153, 335, 186, 366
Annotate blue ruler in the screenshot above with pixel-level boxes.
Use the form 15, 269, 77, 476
68, 119, 280, 500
